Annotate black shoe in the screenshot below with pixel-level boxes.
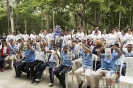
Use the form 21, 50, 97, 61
78, 81, 83, 88
87, 86, 90, 88
62, 85, 66, 88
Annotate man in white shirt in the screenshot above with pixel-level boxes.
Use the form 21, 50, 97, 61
22, 31, 29, 41
76, 28, 84, 42
6, 32, 14, 43
30, 30, 36, 40
91, 26, 101, 36
16, 31, 23, 41
114, 27, 121, 36
35, 44, 60, 87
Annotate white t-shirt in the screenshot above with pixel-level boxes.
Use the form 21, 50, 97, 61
35, 50, 46, 62
30, 34, 36, 40
107, 33, 118, 45
49, 50, 60, 63
76, 32, 84, 41
22, 34, 29, 41
92, 30, 101, 36
7, 34, 14, 42
16, 34, 23, 40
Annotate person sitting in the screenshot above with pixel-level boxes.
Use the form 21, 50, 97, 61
75, 44, 93, 88
94, 44, 122, 88
0, 42, 10, 72
5, 40, 18, 69
30, 42, 46, 83
121, 44, 133, 76
17, 41, 35, 78
53, 45, 74, 88
34, 44, 60, 87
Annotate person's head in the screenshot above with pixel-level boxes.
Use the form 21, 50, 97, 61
2, 42, 7, 47
127, 28, 131, 34
127, 44, 132, 52
78, 28, 82, 33
87, 30, 91, 35
40, 30, 42, 33
121, 30, 126, 35
115, 27, 119, 32
63, 45, 69, 53
111, 28, 115, 34
95, 26, 99, 31
8, 31, 11, 35
43, 30, 47, 34
24, 31, 27, 34
95, 40, 103, 48
103, 29, 107, 34
17, 31, 20, 34
83, 46, 90, 54
31, 30, 34, 34
11, 40, 15, 46
36, 42, 40, 51
50, 40, 54, 45
53, 44, 58, 51
49, 29, 52, 33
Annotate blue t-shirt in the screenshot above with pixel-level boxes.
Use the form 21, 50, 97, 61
25, 48, 35, 63
61, 52, 72, 67
80, 52, 92, 68
10, 45, 17, 55
101, 51, 118, 71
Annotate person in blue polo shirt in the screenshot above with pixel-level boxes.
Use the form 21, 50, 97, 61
94, 45, 122, 88
17, 41, 35, 78
75, 44, 93, 88
53, 45, 74, 88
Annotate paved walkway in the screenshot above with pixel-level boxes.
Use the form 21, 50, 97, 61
0, 69, 89, 88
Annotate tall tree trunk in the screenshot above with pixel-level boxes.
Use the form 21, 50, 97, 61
53, 12, 55, 31
9, 0, 14, 33
24, 19, 27, 32
6, 0, 10, 32
41, 10, 44, 29
119, 1, 122, 29
46, 13, 49, 30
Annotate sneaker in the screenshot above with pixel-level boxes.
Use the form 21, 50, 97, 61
49, 83, 54, 87
78, 81, 83, 88
1, 68, 4, 72
35, 78, 41, 82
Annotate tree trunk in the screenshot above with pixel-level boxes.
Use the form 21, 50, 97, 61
9, 0, 14, 33
6, 0, 10, 32
24, 19, 27, 32
41, 10, 44, 29
119, 1, 122, 29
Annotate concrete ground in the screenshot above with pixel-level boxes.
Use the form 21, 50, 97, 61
0, 69, 89, 88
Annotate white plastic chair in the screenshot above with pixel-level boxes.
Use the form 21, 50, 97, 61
120, 57, 133, 86
97, 55, 124, 88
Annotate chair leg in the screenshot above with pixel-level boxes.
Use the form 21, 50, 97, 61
66, 73, 68, 88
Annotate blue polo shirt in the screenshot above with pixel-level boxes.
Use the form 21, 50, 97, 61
10, 45, 17, 55
25, 48, 35, 63
80, 52, 92, 69
61, 52, 72, 67
101, 51, 118, 71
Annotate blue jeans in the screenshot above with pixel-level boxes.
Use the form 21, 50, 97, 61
121, 63, 126, 76
37, 62, 56, 83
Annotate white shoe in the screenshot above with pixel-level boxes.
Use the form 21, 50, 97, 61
35, 78, 41, 82
49, 83, 54, 86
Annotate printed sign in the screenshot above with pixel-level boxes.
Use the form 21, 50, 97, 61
105, 48, 112, 60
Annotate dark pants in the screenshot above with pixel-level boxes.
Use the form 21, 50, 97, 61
53, 65, 71, 87
18, 62, 33, 77
0, 56, 6, 68
30, 60, 44, 77
37, 62, 56, 83
121, 63, 126, 76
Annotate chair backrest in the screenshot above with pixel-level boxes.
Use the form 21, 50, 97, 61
125, 57, 133, 76
92, 54, 98, 71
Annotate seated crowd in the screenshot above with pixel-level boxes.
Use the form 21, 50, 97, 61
0, 26, 133, 88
